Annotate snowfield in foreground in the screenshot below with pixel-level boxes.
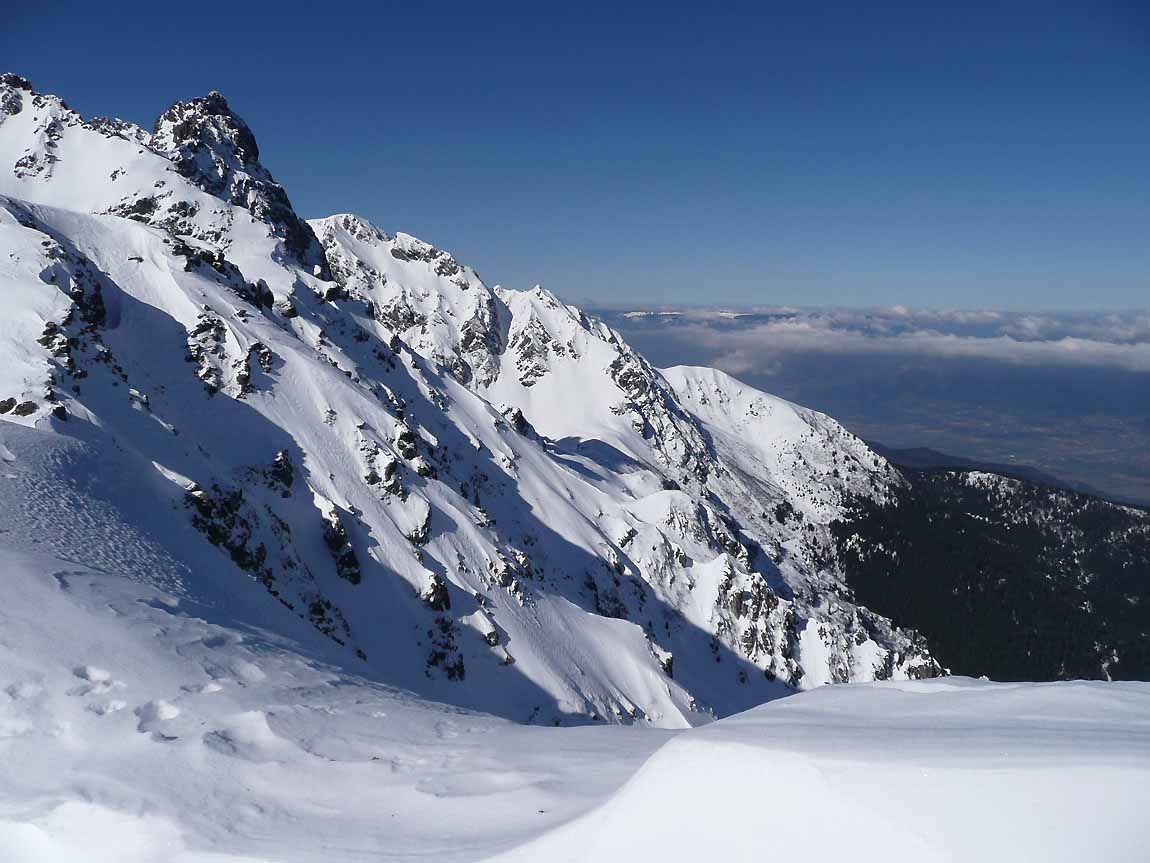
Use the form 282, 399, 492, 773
495, 678, 1150, 863
0, 549, 671, 863
2, 547, 1147, 862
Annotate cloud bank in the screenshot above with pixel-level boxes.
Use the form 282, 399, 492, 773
607, 307, 1150, 375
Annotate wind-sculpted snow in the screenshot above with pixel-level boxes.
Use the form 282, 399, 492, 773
0, 74, 938, 730
1, 543, 1144, 862
0, 547, 673, 863
491, 677, 1150, 863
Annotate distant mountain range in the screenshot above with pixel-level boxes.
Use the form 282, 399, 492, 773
866, 441, 1106, 498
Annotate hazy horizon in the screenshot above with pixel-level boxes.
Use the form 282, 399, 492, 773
600, 304, 1150, 505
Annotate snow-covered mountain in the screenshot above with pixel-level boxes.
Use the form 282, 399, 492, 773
3, 75, 1149, 863
0, 73, 939, 730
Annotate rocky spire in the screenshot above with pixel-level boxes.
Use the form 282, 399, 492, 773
0, 73, 32, 124
151, 91, 331, 278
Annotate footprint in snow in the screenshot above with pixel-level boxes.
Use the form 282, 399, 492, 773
73, 665, 112, 683
200, 634, 239, 649
135, 699, 181, 740
139, 594, 180, 611
225, 659, 265, 685
87, 699, 128, 716
202, 711, 287, 762
4, 680, 43, 700
181, 681, 223, 694
67, 665, 125, 698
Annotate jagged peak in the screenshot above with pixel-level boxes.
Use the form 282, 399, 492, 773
312, 213, 391, 245
151, 89, 262, 172
149, 89, 329, 277
393, 231, 438, 253
0, 73, 145, 145
529, 284, 560, 304
0, 74, 27, 124
497, 283, 561, 308
0, 72, 32, 92
85, 115, 151, 145
500, 284, 580, 329
0, 73, 73, 125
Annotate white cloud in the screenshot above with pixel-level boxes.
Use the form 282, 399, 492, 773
607, 306, 1150, 374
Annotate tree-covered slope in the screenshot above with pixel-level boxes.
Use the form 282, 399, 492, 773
833, 469, 1150, 681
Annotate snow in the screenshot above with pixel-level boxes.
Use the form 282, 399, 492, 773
0, 72, 932, 735
1, 74, 1145, 862
2, 544, 1145, 861
493, 677, 1150, 863
663, 364, 893, 523
0, 548, 670, 862
0, 205, 72, 405
0, 172, 933, 724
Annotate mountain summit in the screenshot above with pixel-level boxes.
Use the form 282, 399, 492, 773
151, 90, 330, 276
0, 77, 946, 726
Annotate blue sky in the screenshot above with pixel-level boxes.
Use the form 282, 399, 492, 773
5, 0, 1149, 309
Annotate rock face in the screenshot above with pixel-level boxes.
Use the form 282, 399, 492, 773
151, 91, 330, 276
0, 74, 943, 728
312, 214, 505, 386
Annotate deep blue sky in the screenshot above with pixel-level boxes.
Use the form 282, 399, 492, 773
5, 1, 1149, 309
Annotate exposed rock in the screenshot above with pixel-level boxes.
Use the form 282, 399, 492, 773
151, 91, 330, 276
420, 572, 451, 611
321, 509, 361, 585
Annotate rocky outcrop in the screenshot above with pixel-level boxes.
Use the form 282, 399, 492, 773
151, 91, 330, 276
184, 482, 355, 645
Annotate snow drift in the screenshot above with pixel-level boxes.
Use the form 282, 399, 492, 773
492, 677, 1150, 862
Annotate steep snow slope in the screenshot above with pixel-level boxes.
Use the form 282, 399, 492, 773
0, 421, 667, 862
0, 201, 702, 725
313, 213, 941, 695
0, 73, 937, 729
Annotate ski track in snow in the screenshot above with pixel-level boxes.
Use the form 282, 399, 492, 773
0, 424, 189, 595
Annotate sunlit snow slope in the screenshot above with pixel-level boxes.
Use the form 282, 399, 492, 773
1, 72, 1147, 863
0, 544, 669, 863
0, 72, 938, 728
492, 677, 1150, 863
1, 525, 1145, 862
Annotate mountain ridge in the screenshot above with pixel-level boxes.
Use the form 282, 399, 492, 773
865, 440, 1109, 500
0, 74, 940, 727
